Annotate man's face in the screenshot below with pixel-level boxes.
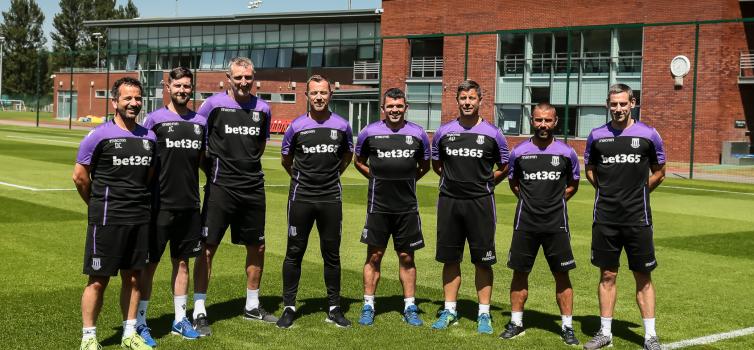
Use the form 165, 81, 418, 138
608, 91, 635, 124
227, 63, 254, 98
307, 80, 331, 112
531, 108, 558, 140
112, 84, 142, 120
382, 96, 407, 124
457, 88, 481, 117
167, 77, 192, 106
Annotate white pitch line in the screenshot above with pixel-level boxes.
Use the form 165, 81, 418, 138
578, 179, 754, 196
661, 326, 754, 349
0, 181, 76, 191
5, 135, 80, 145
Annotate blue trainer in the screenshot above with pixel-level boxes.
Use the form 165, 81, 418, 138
171, 317, 200, 340
402, 305, 423, 326
358, 304, 375, 326
430, 309, 458, 330
477, 313, 493, 334
136, 324, 157, 347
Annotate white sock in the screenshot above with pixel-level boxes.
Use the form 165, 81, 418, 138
82, 327, 97, 340
511, 311, 523, 326
193, 293, 207, 319
136, 300, 149, 326
329, 305, 338, 312
478, 304, 490, 316
285, 305, 296, 312
174, 295, 188, 322
643, 318, 656, 339
444, 301, 457, 314
245, 289, 260, 310
403, 297, 415, 311
561, 315, 573, 329
122, 319, 137, 338
364, 295, 375, 308
600, 317, 613, 336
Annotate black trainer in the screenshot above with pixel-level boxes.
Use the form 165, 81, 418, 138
243, 306, 279, 323
499, 322, 526, 339
561, 326, 580, 346
276, 307, 296, 329
192, 313, 211, 337
326, 307, 352, 328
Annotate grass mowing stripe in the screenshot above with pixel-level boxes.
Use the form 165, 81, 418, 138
5, 134, 81, 145
662, 326, 754, 349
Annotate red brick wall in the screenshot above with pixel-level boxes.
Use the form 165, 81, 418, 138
381, 0, 750, 164
52, 72, 137, 119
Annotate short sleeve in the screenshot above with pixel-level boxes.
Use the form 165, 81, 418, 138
355, 128, 369, 157
420, 130, 431, 160
431, 127, 444, 160
507, 148, 518, 179
584, 132, 595, 165
650, 128, 665, 165
344, 124, 354, 152
568, 147, 581, 180
76, 129, 100, 165
495, 129, 510, 165
281, 124, 295, 156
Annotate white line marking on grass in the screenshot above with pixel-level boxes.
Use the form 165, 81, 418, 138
0, 181, 76, 191
6, 135, 79, 145
661, 185, 754, 196
661, 326, 754, 349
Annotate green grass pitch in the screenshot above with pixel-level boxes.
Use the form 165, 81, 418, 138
1, 124, 753, 349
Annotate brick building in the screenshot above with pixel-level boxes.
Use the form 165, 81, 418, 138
53, 2, 754, 165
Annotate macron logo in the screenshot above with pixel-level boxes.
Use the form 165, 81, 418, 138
112, 156, 152, 166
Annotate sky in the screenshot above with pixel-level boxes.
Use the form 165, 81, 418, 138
0, 0, 382, 47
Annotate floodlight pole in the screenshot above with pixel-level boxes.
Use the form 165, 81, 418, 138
0, 36, 5, 105
93, 32, 103, 69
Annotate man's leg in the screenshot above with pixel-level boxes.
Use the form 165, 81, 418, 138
278, 200, 315, 328
397, 251, 416, 300
509, 270, 528, 325
193, 243, 218, 318
359, 245, 384, 325
82, 275, 110, 328
172, 257, 190, 318
315, 202, 350, 327
242, 243, 277, 322
120, 269, 141, 341
634, 271, 657, 342
136, 263, 158, 327
598, 267, 619, 334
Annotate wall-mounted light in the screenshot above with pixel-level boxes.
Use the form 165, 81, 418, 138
334, 81, 341, 90
256, 81, 261, 88
289, 81, 296, 89
59, 81, 63, 87
90, 81, 94, 87
219, 81, 224, 89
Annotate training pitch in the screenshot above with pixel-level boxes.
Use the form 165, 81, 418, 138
0, 124, 753, 349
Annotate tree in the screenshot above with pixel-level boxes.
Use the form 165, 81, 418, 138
117, 0, 140, 19
0, 0, 46, 100
50, 0, 88, 69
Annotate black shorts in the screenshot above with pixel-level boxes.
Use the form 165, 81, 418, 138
591, 223, 657, 272
361, 212, 425, 252
287, 200, 342, 243
149, 209, 203, 262
435, 194, 497, 265
507, 230, 576, 272
83, 223, 149, 276
202, 183, 265, 246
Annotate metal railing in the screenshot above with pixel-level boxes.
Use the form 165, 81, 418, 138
410, 56, 443, 78
353, 60, 380, 83
740, 51, 754, 78
498, 50, 642, 75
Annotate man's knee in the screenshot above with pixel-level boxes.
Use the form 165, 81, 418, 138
397, 251, 415, 267
600, 268, 618, 285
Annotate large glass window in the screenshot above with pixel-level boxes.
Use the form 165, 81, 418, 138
496, 27, 643, 137
406, 83, 442, 130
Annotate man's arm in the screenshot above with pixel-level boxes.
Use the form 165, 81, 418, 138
339, 151, 354, 174
585, 164, 598, 189
431, 159, 443, 176
648, 163, 666, 192
354, 155, 371, 178
492, 162, 509, 185
565, 179, 579, 201
281, 153, 294, 177
72, 163, 92, 205
416, 159, 430, 180
508, 177, 520, 198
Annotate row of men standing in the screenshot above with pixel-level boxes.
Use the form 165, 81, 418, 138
72, 56, 666, 350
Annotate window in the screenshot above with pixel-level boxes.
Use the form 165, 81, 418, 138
95, 90, 109, 98
406, 83, 442, 130
496, 27, 643, 137
197, 92, 215, 100
257, 92, 296, 103
410, 38, 443, 78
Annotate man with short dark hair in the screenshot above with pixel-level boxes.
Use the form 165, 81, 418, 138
192, 57, 277, 337
430, 80, 509, 335
353, 87, 430, 327
582, 83, 666, 350
277, 74, 354, 329
136, 67, 204, 344
499, 103, 580, 345
73, 77, 156, 350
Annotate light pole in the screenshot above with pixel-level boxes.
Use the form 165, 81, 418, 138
92, 32, 103, 69
0, 36, 5, 105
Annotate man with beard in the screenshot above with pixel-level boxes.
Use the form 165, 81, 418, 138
193, 57, 277, 337
277, 74, 353, 329
430, 80, 509, 335
73, 77, 156, 350
136, 67, 204, 344
583, 84, 665, 350
353, 88, 430, 326
498, 103, 580, 345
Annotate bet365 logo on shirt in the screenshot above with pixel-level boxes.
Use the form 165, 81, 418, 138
302, 144, 340, 154
376, 149, 415, 158
224, 125, 260, 136
445, 147, 483, 158
601, 154, 642, 164
522, 171, 562, 180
